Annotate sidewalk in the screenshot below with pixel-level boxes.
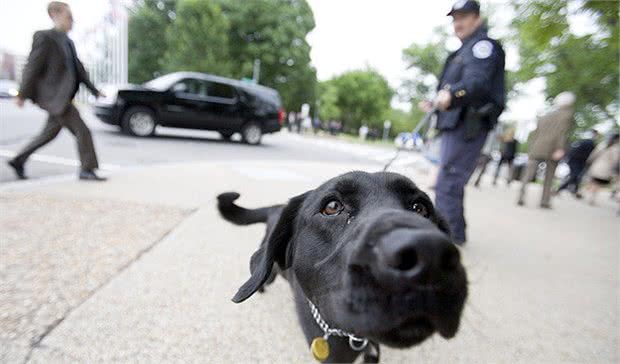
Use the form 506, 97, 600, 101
1, 160, 618, 363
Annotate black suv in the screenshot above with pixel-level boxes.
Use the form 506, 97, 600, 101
94, 72, 284, 145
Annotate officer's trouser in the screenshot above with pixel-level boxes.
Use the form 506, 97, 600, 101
435, 122, 488, 242
12, 104, 99, 171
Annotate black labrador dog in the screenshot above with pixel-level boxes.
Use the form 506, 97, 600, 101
217, 171, 467, 363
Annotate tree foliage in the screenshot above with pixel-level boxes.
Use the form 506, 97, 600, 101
318, 69, 393, 131
401, 27, 450, 126
164, 0, 231, 76
317, 80, 339, 122
128, 0, 177, 83
511, 0, 619, 132
127, 0, 317, 112
385, 108, 417, 138
219, 0, 317, 112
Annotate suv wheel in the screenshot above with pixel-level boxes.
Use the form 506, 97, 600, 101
121, 106, 156, 137
241, 122, 262, 145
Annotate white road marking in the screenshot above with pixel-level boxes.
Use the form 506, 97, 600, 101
285, 134, 427, 167
0, 149, 121, 170
0, 173, 76, 192
231, 165, 310, 182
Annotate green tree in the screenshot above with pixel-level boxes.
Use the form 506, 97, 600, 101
511, 0, 619, 133
219, 0, 317, 112
329, 69, 393, 131
401, 27, 450, 127
164, 0, 231, 76
386, 108, 417, 137
317, 80, 340, 122
127, 0, 177, 83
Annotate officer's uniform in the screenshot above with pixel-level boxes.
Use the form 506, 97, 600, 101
434, 1, 506, 243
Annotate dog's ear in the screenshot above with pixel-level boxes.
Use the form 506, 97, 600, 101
232, 191, 309, 303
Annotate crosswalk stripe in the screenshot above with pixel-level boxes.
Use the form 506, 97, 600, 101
0, 149, 121, 170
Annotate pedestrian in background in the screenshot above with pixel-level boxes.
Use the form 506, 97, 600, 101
419, 0, 505, 245
287, 112, 295, 132
8, 1, 106, 181
472, 127, 500, 187
555, 129, 599, 198
493, 128, 518, 185
584, 132, 620, 206
312, 117, 320, 134
295, 112, 302, 133
517, 91, 575, 208
359, 124, 369, 141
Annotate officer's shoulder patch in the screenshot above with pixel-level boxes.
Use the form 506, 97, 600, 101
472, 40, 493, 59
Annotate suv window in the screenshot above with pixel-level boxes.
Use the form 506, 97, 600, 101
173, 79, 207, 96
207, 82, 236, 100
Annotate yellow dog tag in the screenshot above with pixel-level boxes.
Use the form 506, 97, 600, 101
311, 337, 330, 362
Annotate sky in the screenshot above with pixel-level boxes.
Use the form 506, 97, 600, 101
0, 0, 598, 132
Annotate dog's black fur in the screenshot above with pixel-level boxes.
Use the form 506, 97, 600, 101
217, 171, 467, 363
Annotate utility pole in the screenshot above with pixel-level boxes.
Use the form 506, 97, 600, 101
252, 59, 261, 83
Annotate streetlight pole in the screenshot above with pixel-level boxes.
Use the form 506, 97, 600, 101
252, 59, 261, 83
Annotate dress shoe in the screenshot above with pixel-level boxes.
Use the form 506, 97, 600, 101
79, 170, 107, 181
7, 160, 27, 179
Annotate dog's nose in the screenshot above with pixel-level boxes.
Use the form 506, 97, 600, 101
375, 229, 460, 280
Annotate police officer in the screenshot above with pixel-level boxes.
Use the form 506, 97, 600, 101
420, 0, 505, 245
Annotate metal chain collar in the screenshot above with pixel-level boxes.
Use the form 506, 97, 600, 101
307, 299, 368, 351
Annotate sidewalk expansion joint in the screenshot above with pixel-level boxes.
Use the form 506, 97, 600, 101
21, 207, 199, 364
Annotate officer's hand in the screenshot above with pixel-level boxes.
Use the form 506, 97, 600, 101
418, 100, 433, 113
435, 90, 452, 111
15, 97, 24, 108
552, 149, 565, 161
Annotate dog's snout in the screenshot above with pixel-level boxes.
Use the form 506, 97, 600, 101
375, 229, 460, 281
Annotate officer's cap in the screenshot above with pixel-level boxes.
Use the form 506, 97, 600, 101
447, 0, 480, 16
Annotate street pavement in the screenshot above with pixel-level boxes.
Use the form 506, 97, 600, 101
1, 98, 618, 363
0, 99, 398, 183
0, 148, 618, 363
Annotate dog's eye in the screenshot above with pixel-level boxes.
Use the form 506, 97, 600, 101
411, 202, 429, 218
322, 200, 344, 216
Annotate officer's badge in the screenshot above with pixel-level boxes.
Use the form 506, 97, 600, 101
472, 40, 493, 59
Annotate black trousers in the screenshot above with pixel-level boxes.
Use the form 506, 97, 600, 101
12, 104, 99, 170
473, 154, 492, 186
557, 163, 586, 194
435, 122, 488, 242
493, 157, 514, 184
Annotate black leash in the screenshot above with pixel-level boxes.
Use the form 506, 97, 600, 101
383, 106, 437, 171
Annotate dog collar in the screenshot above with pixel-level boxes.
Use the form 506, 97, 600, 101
307, 299, 368, 361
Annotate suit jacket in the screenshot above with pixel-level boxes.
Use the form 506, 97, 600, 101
527, 105, 574, 160
19, 28, 99, 115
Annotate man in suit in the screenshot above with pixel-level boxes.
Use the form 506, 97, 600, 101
517, 91, 575, 208
8, 1, 106, 181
